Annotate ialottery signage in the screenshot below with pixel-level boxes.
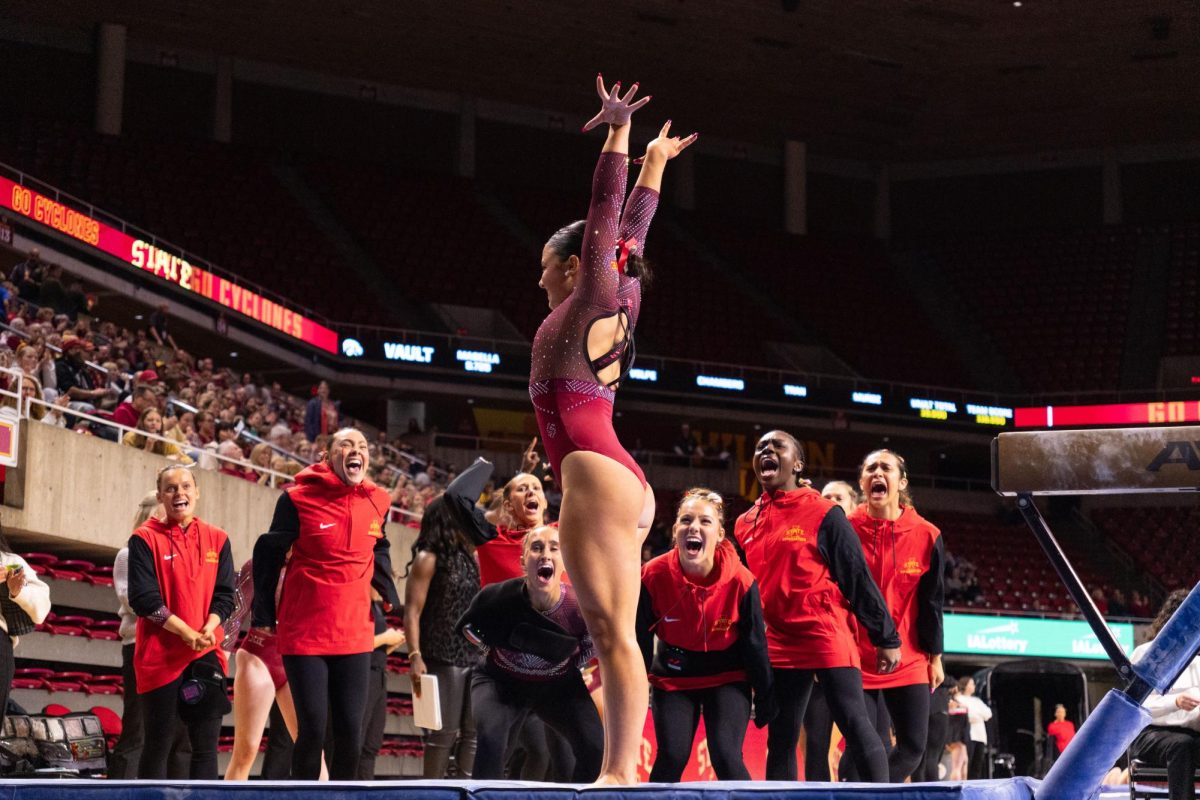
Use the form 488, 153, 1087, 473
944, 614, 1135, 660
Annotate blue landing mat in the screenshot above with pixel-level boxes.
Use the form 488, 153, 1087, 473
0, 778, 1044, 800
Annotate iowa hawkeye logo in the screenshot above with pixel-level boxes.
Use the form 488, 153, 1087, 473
782, 526, 807, 543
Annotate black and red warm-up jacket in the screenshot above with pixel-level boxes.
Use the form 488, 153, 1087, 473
636, 540, 773, 702
733, 487, 900, 670
848, 504, 944, 690
251, 463, 400, 656
128, 516, 235, 692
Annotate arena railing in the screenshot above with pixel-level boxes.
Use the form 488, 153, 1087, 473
0, 368, 423, 526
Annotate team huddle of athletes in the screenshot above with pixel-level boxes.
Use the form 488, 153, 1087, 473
121, 78, 945, 785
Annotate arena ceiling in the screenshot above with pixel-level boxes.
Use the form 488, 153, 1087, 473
8, 0, 1200, 160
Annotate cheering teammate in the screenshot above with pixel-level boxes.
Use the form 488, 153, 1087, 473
637, 488, 774, 781
733, 430, 901, 782
843, 449, 944, 782
528, 76, 694, 783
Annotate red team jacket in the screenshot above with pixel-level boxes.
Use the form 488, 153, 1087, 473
849, 504, 945, 690
733, 487, 899, 670
252, 463, 399, 656
129, 517, 233, 692
637, 540, 771, 695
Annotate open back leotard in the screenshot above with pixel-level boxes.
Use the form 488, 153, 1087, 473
530, 152, 659, 486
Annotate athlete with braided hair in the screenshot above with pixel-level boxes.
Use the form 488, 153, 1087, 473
529, 76, 695, 783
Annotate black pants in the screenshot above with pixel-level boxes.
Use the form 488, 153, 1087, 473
0, 634, 12, 734
261, 701, 295, 779
471, 667, 603, 782
803, 678, 833, 781
918, 711, 949, 781
1132, 726, 1200, 800
967, 739, 987, 779
422, 660, 476, 778
859, 683, 930, 782
649, 682, 751, 782
137, 652, 223, 779
357, 657, 388, 779
282, 652, 371, 780
766, 666, 887, 782
109, 643, 191, 778
508, 715, 575, 780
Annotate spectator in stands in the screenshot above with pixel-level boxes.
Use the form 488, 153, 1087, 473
303, 381, 338, 442
216, 440, 256, 481
56, 338, 113, 411
1, 524, 52, 729
1109, 588, 1130, 617
128, 464, 236, 779
15, 344, 54, 400
122, 407, 194, 464
148, 304, 178, 350
195, 411, 216, 445
1045, 703, 1075, 766
112, 385, 157, 430
955, 676, 992, 779
110, 492, 191, 779
9, 247, 42, 303
1129, 588, 1200, 800
1131, 590, 1153, 619
458, 525, 603, 781
403, 494, 481, 779
846, 449, 945, 783
733, 430, 900, 781
637, 489, 774, 781
249, 442, 281, 486
1091, 587, 1110, 615
38, 264, 67, 315
673, 422, 704, 463
251, 427, 401, 780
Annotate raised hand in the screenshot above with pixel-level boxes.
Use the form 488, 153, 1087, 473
633, 120, 698, 164
582, 75, 651, 132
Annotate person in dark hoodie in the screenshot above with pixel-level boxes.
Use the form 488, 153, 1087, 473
733, 430, 901, 782
128, 464, 235, 779
251, 427, 400, 780
456, 525, 603, 781
637, 487, 775, 781
846, 449, 945, 783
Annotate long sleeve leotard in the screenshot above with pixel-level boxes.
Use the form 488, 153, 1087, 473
529, 152, 659, 485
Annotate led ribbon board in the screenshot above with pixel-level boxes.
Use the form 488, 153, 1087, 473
1016, 400, 1200, 428
944, 614, 1134, 660
1, 176, 339, 354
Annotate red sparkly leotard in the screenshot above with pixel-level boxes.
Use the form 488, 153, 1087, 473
530, 151, 659, 486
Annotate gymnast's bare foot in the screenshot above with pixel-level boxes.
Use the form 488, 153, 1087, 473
593, 770, 639, 786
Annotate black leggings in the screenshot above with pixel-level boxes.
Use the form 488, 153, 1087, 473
282, 652, 371, 780
357, 657, 389, 779
802, 678, 833, 781
766, 667, 887, 782
137, 651, 223, 779
845, 683, 930, 782
650, 682, 751, 782
920, 711, 949, 781
471, 667, 603, 782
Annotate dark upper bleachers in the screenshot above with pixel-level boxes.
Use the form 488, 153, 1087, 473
898, 227, 1137, 394
0, 117, 381, 323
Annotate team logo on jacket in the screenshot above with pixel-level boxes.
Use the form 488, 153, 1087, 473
782, 525, 807, 543
712, 617, 733, 633
205, 550, 219, 564
368, 519, 383, 538
899, 557, 923, 576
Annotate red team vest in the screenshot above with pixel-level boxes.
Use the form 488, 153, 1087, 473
276, 464, 391, 656
734, 488, 860, 670
641, 541, 754, 691
132, 517, 229, 693
849, 504, 941, 689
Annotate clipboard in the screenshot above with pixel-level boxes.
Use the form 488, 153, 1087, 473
413, 673, 442, 731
